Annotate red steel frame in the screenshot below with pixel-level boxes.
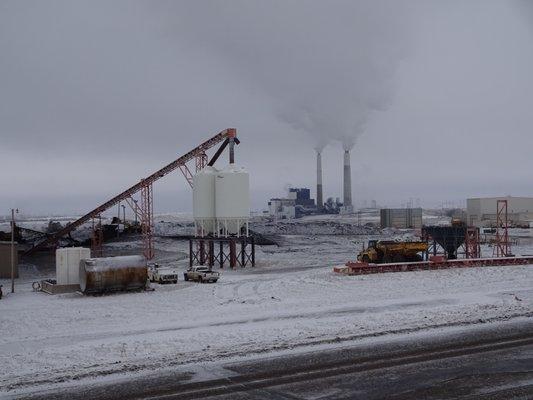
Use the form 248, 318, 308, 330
196, 152, 208, 172
140, 181, 154, 260
493, 199, 511, 257
465, 227, 481, 259
337, 256, 533, 276
27, 128, 235, 256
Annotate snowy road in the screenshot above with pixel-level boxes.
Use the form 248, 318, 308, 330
13, 319, 533, 400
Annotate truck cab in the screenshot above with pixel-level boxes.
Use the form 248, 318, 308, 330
367, 240, 378, 249
184, 266, 220, 283
147, 263, 178, 284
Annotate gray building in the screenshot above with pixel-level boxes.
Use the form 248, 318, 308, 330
0, 241, 18, 279
380, 208, 423, 229
467, 196, 533, 227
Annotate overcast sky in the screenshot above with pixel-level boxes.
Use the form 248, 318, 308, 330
1, 0, 532, 216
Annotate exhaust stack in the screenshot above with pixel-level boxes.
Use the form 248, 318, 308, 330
316, 151, 323, 208
343, 150, 352, 207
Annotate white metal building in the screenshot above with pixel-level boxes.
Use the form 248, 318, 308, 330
380, 208, 423, 229
467, 196, 533, 227
268, 199, 296, 219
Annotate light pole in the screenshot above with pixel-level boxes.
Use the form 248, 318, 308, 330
121, 205, 126, 225
11, 208, 18, 293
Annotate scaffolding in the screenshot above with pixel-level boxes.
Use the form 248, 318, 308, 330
493, 199, 511, 257
465, 227, 481, 259
189, 236, 255, 269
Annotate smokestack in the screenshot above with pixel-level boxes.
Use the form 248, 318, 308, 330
343, 150, 352, 207
316, 151, 323, 209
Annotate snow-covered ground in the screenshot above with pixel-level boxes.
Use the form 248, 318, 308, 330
1, 231, 533, 397
1, 214, 533, 397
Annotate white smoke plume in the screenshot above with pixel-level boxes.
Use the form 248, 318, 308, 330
153, 1, 412, 151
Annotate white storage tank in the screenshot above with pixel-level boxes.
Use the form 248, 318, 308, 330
193, 166, 218, 235
215, 164, 250, 236
56, 247, 91, 285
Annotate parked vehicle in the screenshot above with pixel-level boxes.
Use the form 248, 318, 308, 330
357, 240, 428, 263
148, 263, 178, 284
184, 266, 219, 283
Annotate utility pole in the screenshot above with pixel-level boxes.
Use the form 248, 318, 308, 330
11, 208, 18, 293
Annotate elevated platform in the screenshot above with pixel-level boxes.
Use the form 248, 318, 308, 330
334, 256, 533, 276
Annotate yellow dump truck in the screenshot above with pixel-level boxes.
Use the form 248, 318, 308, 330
357, 240, 428, 264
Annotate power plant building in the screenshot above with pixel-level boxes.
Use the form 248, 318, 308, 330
380, 208, 423, 229
467, 196, 533, 227
268, 188, 316, 219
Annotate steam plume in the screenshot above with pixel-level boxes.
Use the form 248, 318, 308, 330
166, 1, 411, 151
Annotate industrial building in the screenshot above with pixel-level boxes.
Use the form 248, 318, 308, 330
0, 241, 18, 279
467, 196, 533, 227
380, 208, 423, 229
268, 188, 316, 219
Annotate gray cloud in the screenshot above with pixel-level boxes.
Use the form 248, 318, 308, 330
156, 1, 411, 151
1, 0, 532, 215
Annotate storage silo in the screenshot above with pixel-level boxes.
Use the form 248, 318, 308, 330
193, 166, 218, 235
215, 164, 250, 236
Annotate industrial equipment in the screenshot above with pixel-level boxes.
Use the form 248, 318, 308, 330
422, 223, 466, 260
190, 129, 254, 269
26, 128, 238, 258
357, 240, 428, 264
193, 166, 218, 236
79, 255, 147, 294
214, 164, 250, 236
336, 255, 533, 276
56, 247, 91, 285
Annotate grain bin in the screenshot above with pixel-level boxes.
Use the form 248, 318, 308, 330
56, 247, 91, 285
79, 255, 147, 295
193, 166, 218, 235
215, 164, 250, 236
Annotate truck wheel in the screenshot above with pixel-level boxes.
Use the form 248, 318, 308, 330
184, 274, 189, 281
393, 254, 404, 263
198, 276, 203, 283
362, 255, 371, 263
173, 280, 178, 284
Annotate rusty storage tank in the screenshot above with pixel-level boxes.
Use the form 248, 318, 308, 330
79, 255, 147, 294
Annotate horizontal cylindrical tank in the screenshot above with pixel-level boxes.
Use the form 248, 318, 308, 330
79, 255, 147, 295
193, 166, 218, 235
215, 164, 250, 235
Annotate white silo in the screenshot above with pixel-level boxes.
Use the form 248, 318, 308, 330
215, 164, 250, 236
193, 166, 218, 236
